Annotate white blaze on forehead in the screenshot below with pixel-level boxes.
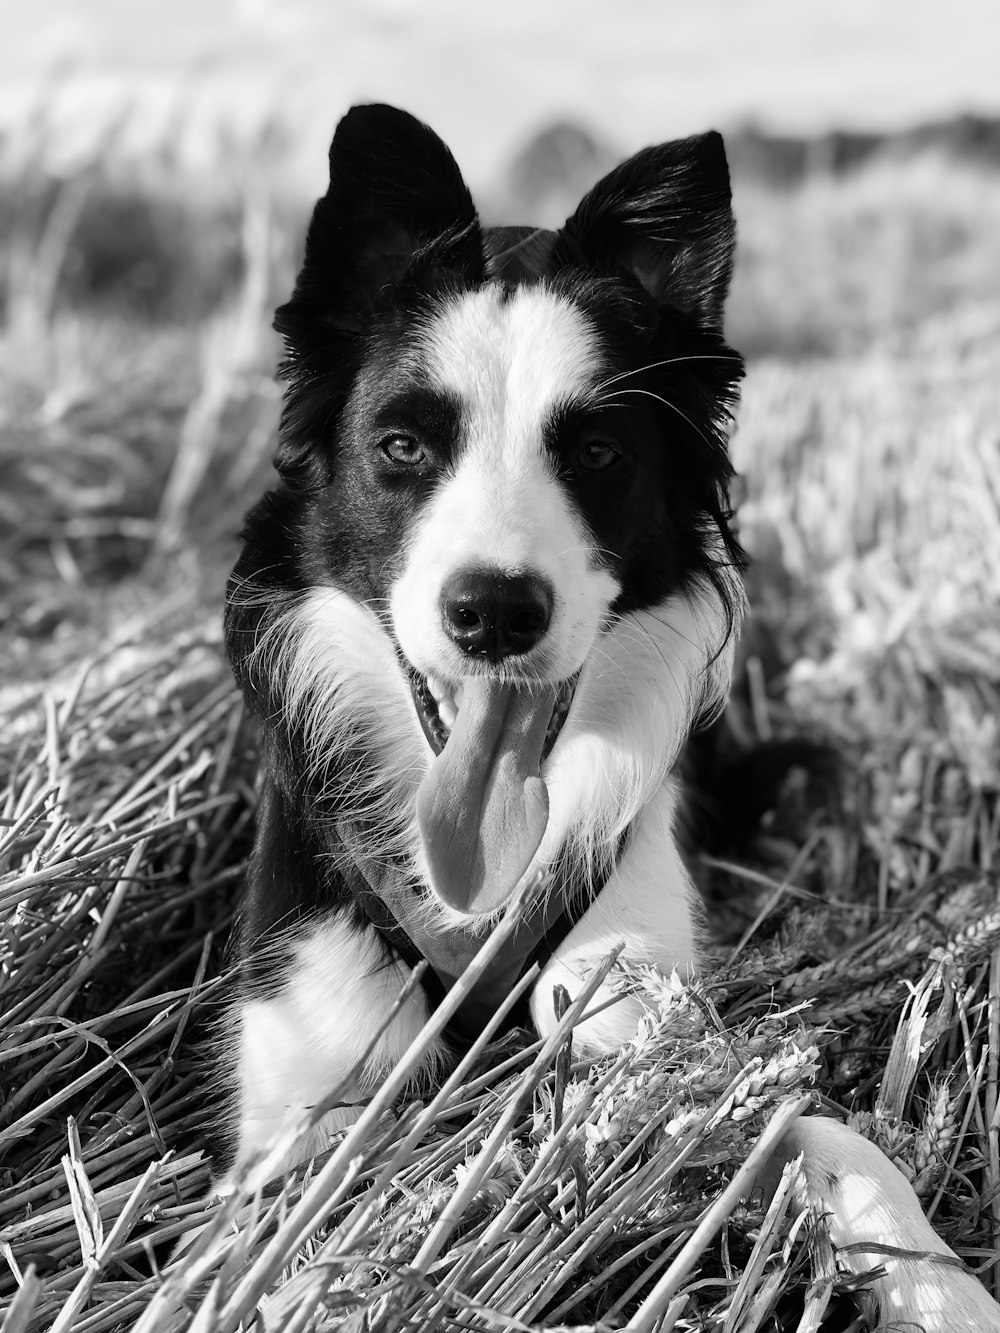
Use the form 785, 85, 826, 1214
420, 283, 604, 454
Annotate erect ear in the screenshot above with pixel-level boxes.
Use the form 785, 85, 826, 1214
275, 104, 484, 345
553, 132, 735, 334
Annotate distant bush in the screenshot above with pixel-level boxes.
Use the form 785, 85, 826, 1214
59, 179, 244, 317
725, 112, 1000, 186
0, 169, 249, 324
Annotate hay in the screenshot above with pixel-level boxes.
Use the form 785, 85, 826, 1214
1, 612, 998, 1331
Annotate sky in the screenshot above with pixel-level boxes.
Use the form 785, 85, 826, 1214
4, 0, 1000, 190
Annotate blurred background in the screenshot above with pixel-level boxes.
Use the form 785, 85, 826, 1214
3, 0, 1000, 744
4, 12, 1000, 1325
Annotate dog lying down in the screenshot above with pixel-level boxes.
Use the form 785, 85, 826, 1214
216, 104, 1000, 1329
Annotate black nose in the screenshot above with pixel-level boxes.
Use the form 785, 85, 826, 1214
441, 568, 553, 662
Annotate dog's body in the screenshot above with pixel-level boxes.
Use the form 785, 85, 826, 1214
224, 103, 743, 1166
220, 106, 1000, 1330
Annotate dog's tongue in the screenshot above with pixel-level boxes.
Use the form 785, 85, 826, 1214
415, 679, 554, 914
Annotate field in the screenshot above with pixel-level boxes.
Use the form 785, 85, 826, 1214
1, 107, 1000, 1331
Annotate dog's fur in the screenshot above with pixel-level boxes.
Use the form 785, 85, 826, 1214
220, 106, 1000, 1330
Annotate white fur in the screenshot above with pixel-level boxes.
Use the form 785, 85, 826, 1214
531, 775, 699, 1050
529, 576, 740, 896
231, 915, 436, 1169
392, 284, 619, 687
255, 588, 430, 870
765, 1118, 1000, 1332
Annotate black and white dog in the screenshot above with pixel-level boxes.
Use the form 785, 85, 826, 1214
221, 105, 1000, 1330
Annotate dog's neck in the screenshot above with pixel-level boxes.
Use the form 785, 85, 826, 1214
334, 815, 627, 1041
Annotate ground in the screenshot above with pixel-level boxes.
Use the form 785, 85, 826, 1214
1, 116, 999, 1331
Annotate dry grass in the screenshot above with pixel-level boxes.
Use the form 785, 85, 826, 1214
1, 111, 999, 1331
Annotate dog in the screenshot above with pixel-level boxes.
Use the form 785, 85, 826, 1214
220, 105, 1000, 1330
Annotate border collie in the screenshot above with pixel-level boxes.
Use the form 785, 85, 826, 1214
220, 105, 1000, 1330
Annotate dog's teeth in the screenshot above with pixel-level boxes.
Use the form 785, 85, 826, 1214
419, 673, 577, 750
438, 698, 457, 731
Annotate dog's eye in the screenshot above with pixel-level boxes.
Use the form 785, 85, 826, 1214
381, 435, 425, 465
578, 441, 619, 470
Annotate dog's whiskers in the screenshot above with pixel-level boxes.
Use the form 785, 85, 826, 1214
597, 387, 721, 452
590, 353, 741, 398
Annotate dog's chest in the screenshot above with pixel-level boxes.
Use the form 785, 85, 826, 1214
335, 820, 597, 1039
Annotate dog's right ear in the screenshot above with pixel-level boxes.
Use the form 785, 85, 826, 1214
275, 103, 484, 347
273, 105, 484, 480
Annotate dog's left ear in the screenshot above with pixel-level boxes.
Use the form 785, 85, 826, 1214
554, 132, 735, 334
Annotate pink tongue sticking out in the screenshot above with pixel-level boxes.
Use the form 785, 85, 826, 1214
415, 678, 555, 914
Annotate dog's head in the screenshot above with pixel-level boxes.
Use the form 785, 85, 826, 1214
252, 104, 744, 916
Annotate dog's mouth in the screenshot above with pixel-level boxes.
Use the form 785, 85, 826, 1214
407, 668, 579, 918
408, 670, 577, 760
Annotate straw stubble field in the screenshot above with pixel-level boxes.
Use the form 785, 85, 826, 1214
1, 115, 999, 1331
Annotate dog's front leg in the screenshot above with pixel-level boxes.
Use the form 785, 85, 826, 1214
530, 777, 698, 1052
225, 914, 437, 1180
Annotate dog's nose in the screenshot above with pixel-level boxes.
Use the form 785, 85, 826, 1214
441, 568, 553, 661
